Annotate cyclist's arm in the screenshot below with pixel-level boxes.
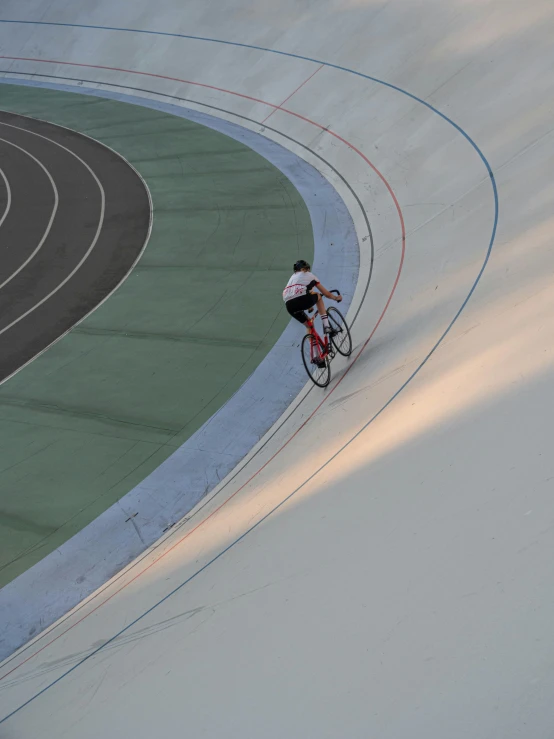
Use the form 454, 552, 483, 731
317, 283, 342, 302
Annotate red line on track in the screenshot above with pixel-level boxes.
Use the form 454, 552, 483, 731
0, 56, 405, 681
261, 63, 323, 124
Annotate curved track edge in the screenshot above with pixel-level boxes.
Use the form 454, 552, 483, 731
0, 79, 362, 662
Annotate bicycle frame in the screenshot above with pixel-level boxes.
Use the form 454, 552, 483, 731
305, 310, 334, 364
298, 290, 350, 388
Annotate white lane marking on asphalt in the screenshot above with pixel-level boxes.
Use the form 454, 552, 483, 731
0, 166, 12, 230
0, 135, 58, 291
0, 109, 152, 391
0, 120, 105, 336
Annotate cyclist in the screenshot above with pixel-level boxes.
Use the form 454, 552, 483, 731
283, 259, 342, 337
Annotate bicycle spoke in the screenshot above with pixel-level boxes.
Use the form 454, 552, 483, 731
328, 307, 353, 356
301, 333, 331, 387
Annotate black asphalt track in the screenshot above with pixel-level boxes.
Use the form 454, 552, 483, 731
0, 111, 151, 381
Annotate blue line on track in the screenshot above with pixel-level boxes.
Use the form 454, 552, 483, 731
0, 19, 498, 725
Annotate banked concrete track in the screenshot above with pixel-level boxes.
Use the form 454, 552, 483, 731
2, 1, 554, 737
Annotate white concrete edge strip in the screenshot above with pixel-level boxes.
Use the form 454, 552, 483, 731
0, 78, 360, 661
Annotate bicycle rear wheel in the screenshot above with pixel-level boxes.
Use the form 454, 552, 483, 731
301, 334, 331, 388
328, 306, 352, 356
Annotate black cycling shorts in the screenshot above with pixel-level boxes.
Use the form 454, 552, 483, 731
285, 292, 319, 324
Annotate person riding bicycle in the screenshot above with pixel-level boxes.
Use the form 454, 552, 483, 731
283, 259, 342, 337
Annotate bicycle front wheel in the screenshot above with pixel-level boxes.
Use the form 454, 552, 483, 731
328, 306, 353, 356
301, 334, 331, 388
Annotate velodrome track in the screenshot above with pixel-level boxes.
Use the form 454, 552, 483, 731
2, 1, 554, 736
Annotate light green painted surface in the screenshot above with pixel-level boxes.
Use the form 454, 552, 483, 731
0, 85, 313, 586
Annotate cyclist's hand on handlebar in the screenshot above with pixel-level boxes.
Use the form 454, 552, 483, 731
335, 294, 343, 302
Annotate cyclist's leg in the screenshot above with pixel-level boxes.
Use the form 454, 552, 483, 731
314, 293, 331, 332
286, 295, 318, 335
304, 294, 320, 335
289, 296, 325, 366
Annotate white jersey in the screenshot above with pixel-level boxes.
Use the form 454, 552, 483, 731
282, 271, 320, 302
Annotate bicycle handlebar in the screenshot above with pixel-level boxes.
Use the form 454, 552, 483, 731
308, 289, 342, 314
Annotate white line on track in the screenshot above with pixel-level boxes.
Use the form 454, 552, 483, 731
0, 137, 58, 291
0, 166, 12, 229
0, 81, 364, 657
0, 120, 105, 337
0, 108, 152, 391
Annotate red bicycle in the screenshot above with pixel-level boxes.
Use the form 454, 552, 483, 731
301, 290, 353, 388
